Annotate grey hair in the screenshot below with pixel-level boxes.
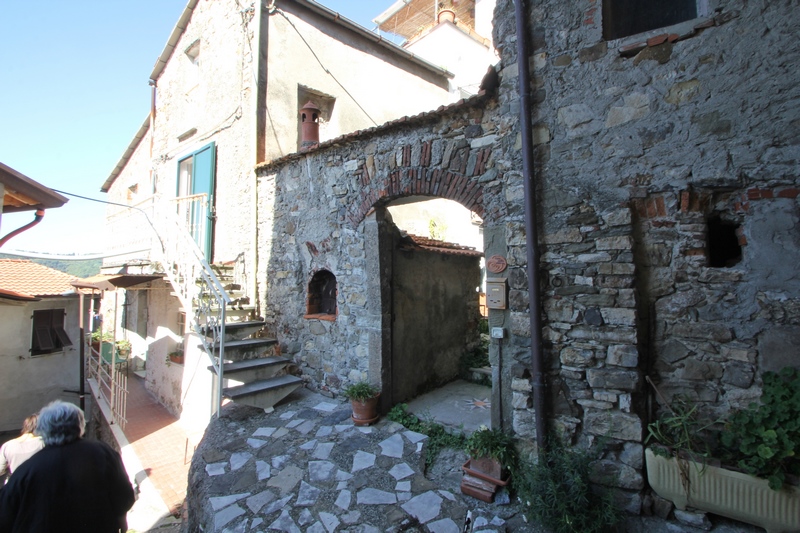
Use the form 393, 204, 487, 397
36, 400, 85, 446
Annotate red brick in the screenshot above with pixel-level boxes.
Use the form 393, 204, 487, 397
778, 188, 800, 199
680, 191, 690, 213
655, 196, 667, 217
647, 34, 668, 47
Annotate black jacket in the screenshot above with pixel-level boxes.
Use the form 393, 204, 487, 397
0, 439, 135, 533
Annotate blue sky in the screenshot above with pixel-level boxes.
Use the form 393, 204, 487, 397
0, 0, 396, 255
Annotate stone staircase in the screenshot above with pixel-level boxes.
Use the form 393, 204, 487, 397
204, 263, 303, 411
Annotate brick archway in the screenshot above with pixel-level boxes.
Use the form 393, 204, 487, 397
346, 140, 489, 227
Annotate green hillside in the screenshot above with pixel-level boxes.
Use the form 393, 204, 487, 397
0, 254, 101, 278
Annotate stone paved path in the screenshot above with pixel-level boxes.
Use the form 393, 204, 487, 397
187, 389, 525, 532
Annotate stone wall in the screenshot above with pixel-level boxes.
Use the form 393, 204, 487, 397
253, 0, 800, 515
255, 96, 500, 401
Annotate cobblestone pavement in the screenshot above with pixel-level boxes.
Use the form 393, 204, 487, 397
185, 389, 764, 533
188, 389, 527, 532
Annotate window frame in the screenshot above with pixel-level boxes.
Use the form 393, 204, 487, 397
603, 0, 712, 48
30, 308, 73, 357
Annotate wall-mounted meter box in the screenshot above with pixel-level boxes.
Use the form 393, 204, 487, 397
485, 278, 507, 310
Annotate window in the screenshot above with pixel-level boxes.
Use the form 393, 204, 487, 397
707, 214, 742, 268
306, 270, 337, 318
31, 309, 73, 356
603, 0, 698, 40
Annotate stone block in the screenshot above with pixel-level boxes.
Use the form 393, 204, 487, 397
607, 345, 638, 367
587, 368, 640, 391
584, 410, 642, 442
560, 346, 594, 367
595, 235, 634, 251
600, 308, 636, 326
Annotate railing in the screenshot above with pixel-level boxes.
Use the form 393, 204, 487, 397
102, 197, 158, 263
151, 197, 231, 417
101, 193, 231, 417
86, 341, 128, 430
172, 193, 209, 254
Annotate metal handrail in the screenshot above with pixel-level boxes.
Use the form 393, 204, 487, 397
152, 199, 231, 417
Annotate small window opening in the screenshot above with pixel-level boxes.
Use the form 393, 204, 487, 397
603, 0, 697, 40
707, 214, 742, 268
31, 308, 73, 356
306, 270, 337, 318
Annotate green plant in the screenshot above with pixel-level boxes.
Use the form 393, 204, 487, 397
90, 330, 113, 343
719, 367, 800, 490
387, 403, 466, 467
516, 440, 622, 533
465, 426, 516, 468
646, 395, 719, 460
115, 339, 132, 353
342, 381, 380, 402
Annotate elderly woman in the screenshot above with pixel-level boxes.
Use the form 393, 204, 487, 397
0, 401, 135, 533
0, 414, 43, 483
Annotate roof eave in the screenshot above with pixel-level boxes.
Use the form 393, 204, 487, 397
0, 162, 69, 213
101, 115, 151, 193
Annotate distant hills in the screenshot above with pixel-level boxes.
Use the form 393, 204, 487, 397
0, 254, 101, 278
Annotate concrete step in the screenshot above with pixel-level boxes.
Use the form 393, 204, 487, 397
209, 337, 277, 351
216, 356, 295, 383
199, 320, 265, 338
223, 375, 304, 411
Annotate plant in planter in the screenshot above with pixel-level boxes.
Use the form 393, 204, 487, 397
461, 426, 516, 502
167, 350, 184, 365
645, 368, 800, 533
342, 381, 380, 426
115, 339, 132, 357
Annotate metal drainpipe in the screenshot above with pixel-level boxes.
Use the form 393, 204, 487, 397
514, 0, 547, 448
0, 209, 45, 248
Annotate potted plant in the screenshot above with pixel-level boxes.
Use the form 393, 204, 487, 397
167, 349, 184, 365
89, 330, 113, 351
115, 339, 132, 357
342, 381, 380, 426
461, 426, 516, 502
645, 368, 800, 533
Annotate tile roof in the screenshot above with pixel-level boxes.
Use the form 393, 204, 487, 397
402, 233, 483, 257
255, 91, 492, 173
0, 259, 79, 297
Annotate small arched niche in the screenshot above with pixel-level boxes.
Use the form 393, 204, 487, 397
305, 269, 337, 320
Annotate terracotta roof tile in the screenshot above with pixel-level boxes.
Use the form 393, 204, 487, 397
402, 233, 483, 257
0, 259, 79, 297
255, 92, 492, 172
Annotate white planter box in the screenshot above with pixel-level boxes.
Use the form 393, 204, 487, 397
646, 448, 800, 533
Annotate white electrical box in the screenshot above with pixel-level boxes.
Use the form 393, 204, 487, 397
485, 278, 507, 310
491, 327, 505, 339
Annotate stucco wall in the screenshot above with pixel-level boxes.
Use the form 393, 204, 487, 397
0, 298, 82, 432
390, 236, 482, 405
264, 1, 452, 160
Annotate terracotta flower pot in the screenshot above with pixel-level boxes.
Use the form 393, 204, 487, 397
169, 353, 185, 365
350, 394, 379, 426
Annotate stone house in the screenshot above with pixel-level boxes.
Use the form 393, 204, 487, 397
99, 0, 460, 432
247, 0, 800, 515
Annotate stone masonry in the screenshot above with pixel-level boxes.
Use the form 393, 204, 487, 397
247, 0, 800, 516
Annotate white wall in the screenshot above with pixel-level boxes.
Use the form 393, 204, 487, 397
0, 298, 82, 432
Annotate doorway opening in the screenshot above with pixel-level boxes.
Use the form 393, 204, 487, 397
383, 197, 490, 433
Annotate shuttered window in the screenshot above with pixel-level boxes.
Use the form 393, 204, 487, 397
31, 308, 73, 356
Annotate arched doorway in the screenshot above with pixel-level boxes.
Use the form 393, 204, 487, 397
379, 197, 490, 431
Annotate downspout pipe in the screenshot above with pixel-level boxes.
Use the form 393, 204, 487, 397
514, 0, 547, 449
0, 209, 45, 248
